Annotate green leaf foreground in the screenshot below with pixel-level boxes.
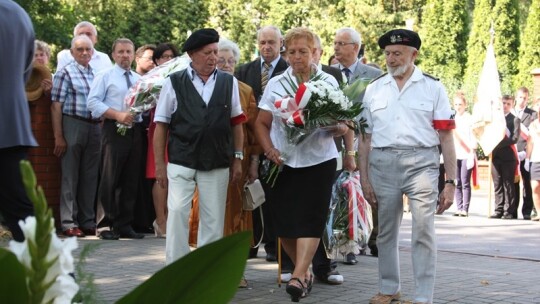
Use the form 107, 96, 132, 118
3, 161, 251, 304
117, 231, 251, 304
20, 160, 58, 304
0, 248, 29, 303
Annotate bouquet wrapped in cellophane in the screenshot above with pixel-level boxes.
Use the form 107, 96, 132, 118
322, 170, 373, 259
264, 73, 366, 186
118, 55, 191, 135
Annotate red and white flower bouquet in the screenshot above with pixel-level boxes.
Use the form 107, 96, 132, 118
118, 55, 191, 135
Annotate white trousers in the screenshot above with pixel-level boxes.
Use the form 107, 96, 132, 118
165, 163, 229, 265
369, 147, 439, 303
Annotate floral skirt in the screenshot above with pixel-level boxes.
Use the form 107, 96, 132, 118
269, 158, 336, 238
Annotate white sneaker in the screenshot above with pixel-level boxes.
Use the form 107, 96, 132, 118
318, 270, 344, 285
280, 272, 292, 283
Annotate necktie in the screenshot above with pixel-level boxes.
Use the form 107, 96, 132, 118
342, 68, 351, 84
261, 62, 271, 93
124, 71, 132, 89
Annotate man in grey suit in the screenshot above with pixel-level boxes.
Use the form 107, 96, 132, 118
235, 25, 288, 262
332, 27, 381, 87
333, 27, 381, 261
0, 0, 37, 241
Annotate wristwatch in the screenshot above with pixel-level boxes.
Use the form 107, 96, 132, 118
234, 151, 244, 160
445, 179, 456, 186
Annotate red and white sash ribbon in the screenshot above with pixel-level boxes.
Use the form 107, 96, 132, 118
342, 172, 372, 243
273, 83, 312, 127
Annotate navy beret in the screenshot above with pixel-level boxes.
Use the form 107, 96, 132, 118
378, 29, 421, 50
182, 28, 219, 53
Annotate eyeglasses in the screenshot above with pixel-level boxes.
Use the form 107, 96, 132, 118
334, 41, 356, 47
160, 54, 174, 60
217, 58, 236, 66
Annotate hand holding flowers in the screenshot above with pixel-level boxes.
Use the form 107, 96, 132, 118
117, 56, 191, 135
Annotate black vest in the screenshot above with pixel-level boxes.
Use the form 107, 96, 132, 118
168, 69, 233, 170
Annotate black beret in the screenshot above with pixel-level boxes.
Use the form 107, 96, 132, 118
378, 29, 421, 50
182, 28, 219, 53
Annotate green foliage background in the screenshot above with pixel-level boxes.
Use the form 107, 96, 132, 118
16, 0, 540, 101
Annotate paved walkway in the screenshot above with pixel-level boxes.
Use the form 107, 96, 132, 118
3, 182, 540, 303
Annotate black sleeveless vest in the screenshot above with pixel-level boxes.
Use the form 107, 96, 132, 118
168, 69, 233, 170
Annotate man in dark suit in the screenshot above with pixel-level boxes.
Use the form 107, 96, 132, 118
513, 87, 537, 219
235, 25, 288, 103
235, 25, 288, 262
0, 0, 37, 241
491, 95, 520, 219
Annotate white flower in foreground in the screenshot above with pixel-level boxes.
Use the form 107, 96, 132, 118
9, 216, 79, 304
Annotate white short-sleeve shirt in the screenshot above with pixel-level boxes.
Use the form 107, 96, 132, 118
362, 67, 451, 148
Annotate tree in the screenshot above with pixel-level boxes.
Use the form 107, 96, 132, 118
463, 0, 494, 102
419, 0, 469, 95
514, 0, 540, 90
493, 0, 520, 94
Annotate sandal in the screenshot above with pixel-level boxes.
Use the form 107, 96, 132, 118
305, 273, 314, 294
285, 278, 306, 302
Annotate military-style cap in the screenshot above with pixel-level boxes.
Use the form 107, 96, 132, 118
378, 29, 421, 50
182, 28, 219, 53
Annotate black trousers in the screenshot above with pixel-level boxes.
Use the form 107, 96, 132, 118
0, 147, 34, 241
515, 161, 534, 217
492, 159, 517, 216
253, 158, 277, 255
96, 121, 142, 231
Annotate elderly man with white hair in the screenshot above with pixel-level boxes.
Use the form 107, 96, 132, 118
51, 35, 101, 237
56, 21, 112, 73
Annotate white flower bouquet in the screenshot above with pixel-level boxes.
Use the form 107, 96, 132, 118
264, 74, 364, 186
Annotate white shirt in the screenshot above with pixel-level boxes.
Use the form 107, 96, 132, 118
259, 67, 339, 168
154, 65, 243, 124
529, 120, 540, 162
453, 111, 477, 160
87, 64, 140, 118
56, 49, 112, 73
362, 66, 451, 148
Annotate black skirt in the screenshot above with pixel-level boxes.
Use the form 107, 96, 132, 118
268, 158, 337, 238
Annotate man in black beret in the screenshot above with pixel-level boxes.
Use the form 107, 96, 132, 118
153, 28, 247, 264
358, 28, 456, 304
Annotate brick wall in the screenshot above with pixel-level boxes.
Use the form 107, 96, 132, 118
27, 93, 61, 223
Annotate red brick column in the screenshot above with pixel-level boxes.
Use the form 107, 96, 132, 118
27, 93, 61, 224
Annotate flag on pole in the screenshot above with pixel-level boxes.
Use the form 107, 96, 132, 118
471, 39, 506, 155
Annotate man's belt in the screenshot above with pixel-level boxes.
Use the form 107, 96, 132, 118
372, 146, 433, 151
63, 114, 101, 124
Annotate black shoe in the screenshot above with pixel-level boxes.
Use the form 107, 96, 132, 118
81, 227, 97, 236
501, 214, 514, 219
118, 228, 145, 239
343, 253, 357, 265
248, 247, 258, 259
523, 215, 531, 220
265, 252, 277, 262
369, 245, 378, 257
99, 230, 120, 240
489, 214, 503, 219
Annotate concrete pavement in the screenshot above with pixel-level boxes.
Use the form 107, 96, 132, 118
2, 183, 540, 303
